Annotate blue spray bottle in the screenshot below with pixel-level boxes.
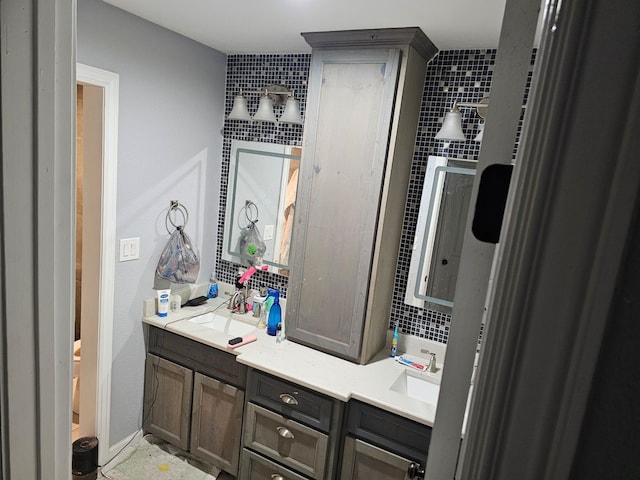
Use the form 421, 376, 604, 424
266, 289, 281, 336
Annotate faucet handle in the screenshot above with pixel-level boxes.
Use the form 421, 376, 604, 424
420, 348, 430, 355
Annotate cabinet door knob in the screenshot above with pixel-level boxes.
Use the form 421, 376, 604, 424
276, 426, 295, 439
279, 393, 299, 405
271, 475, 284, 480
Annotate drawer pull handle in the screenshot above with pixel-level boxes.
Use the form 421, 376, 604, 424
271, 475, 284, 480
279, 393, 298, 405
276, 426, 295, 439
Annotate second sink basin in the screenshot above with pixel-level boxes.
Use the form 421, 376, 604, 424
390, 369, 440, 406
189, 312, 256, 337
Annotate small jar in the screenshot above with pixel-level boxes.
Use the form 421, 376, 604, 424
170, 294, 181, 312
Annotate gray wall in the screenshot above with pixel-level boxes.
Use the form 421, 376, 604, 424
77, 0, 226, 444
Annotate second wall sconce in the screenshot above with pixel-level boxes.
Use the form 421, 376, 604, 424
227, 84, 303, 125
435, 97, 489, 142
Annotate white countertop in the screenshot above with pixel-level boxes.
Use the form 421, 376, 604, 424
143, 291, 447, 427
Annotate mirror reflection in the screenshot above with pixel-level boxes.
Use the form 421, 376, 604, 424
405, 156, 476, 310
223, 140, 301, 275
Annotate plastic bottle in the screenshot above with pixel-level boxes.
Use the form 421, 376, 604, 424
391, 323, 399, 357
207, 273, 218, 299
266, 290, 281, 336
156, 289, 170, 317
264, 288, 276, 314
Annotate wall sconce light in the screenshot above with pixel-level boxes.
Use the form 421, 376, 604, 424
435, 97, 489, 142
227, 84, 303, 125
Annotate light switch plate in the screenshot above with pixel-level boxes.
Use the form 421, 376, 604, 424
119, 237, 140, 262
263, 224, 275, 241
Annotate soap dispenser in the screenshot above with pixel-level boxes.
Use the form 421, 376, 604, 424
207, 272, 218, 299
266, 290, 281, 336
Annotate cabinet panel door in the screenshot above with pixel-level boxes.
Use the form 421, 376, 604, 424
190, 372, 244, 476
287, 48, 401, 362
341, 436, 413, 480
143, 353, 193, 450
244, 403, 328, 479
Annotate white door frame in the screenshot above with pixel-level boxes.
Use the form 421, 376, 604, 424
424, 0, 542, 477
76, 63, 118, 464
458, 0, 640, 477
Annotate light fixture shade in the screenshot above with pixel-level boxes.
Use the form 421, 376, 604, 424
279, 97, 303, 125
227, 94, 251, 121
474, 122, 485, 142
435, 110, 466, 141
252, 95, 277, 123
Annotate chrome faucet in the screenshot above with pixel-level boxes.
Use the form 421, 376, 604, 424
229, 289, 247, 312
421, 349, 438, 372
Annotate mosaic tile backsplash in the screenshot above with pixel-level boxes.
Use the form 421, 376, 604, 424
217, 49, 536, 346
217, 54, 310, 297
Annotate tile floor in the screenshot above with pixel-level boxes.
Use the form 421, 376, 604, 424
96, 434, 223, 480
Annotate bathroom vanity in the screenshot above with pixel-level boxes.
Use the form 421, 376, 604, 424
144, 327, 246, 475
142, 295, 440, 479
142, 29, 447, 477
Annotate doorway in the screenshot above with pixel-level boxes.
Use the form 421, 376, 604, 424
75, 63, 119, 464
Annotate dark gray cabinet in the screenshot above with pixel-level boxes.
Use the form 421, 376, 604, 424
240, 369, 344, 480
286, 28, 438, 364
340, 400, 431, 480
341, 436, 415, 480
143, 326, 246, 476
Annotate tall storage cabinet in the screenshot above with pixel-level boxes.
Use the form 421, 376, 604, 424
287, 28, 438, 363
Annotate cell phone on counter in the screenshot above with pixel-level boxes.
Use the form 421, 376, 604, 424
227, 334, 257, 349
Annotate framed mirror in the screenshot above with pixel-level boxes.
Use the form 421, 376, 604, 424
405, 156, 477, 310
223, 140, 301, 275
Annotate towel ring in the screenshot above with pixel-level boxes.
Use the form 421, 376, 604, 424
237, 200, 259, 230
166, 200, 189, 234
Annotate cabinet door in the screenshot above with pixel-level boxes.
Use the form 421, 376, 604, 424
341, 436, 414, 480
143, 353, 193, 450
190, 372, 244, 476
287, 48, 401, 362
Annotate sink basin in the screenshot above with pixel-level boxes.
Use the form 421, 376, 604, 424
188, 312, 256, 337
226, 319, 257, 337
390, 370, 440, 405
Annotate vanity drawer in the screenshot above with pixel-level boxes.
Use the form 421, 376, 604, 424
346, 400, 431, 463
243, 402, 329, 479
239, 448, 308, 480
247, 369, 334, 433
148, 325, 246, 388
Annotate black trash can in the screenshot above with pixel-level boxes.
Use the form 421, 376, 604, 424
72, 436, 98, 480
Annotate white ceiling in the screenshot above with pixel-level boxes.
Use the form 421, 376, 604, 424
102, 0, 513, 53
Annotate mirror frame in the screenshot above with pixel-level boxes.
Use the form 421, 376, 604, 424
405, 156, 477, 308
223, 141, 301, 271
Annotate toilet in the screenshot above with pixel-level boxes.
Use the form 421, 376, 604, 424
73, 340, 81, 415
